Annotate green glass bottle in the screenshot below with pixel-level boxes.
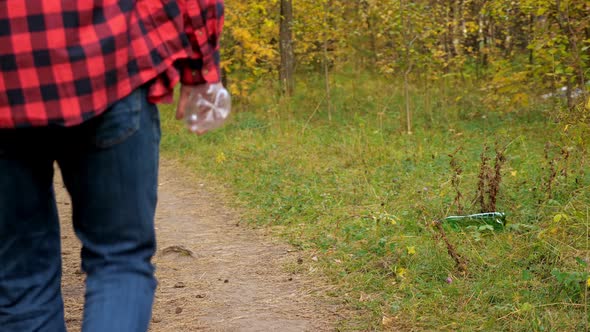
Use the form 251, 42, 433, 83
444, 212, 506, 231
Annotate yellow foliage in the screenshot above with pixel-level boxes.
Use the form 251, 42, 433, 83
219, 0, 588, 111
215, 152, 227, 164
396, 267, 407, 279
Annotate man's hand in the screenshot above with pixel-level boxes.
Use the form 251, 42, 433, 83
175, 84, 192, 121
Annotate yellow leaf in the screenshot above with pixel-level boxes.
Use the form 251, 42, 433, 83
536, 7, 547, 16
396, 267, 407, 279
510, 170, 517, 177
216, 152, 227, 164
553, 213, 568, 222
586, 278, 590, 288
406, 246, 416, 255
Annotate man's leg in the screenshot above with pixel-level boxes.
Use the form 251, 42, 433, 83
58, 88, 161, 332
0, 140, 66, 332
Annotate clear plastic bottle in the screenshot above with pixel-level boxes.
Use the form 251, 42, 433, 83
185, 83, 231, 134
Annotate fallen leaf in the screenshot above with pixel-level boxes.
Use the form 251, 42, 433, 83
216, 152, 226, 164
382, 315, 395, 329
396, 267, 407, 279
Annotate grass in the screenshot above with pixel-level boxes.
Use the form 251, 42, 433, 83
159, 72, 590, 331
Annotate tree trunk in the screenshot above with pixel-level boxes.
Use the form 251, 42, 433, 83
528, 14, 534, 65
477, 4, 486, 69
400, 0, 413, 135
323, 0, 332, 121
452, 0, 464, 57
279, 0, 295, 96
361, 0, 378, 67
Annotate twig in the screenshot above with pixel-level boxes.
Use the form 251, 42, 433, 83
433, 220, 468, 274
301, 97, 325, 135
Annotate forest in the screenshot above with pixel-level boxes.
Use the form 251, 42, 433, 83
161, 0, 590, 330
223, 0, 588, 115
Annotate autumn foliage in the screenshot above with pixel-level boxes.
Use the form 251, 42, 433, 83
223, 0, 589, 111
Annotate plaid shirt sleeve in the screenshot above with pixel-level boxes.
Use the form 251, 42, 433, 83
176, 0, 224, 85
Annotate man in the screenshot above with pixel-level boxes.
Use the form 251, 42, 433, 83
0, 1, 224, 331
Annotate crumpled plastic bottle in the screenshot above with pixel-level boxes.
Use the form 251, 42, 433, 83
184, 83, 231, 134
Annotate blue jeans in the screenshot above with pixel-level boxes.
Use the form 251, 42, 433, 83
0, 87, 160, 332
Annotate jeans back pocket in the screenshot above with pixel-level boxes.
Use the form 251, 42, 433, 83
91, 89, 144, 149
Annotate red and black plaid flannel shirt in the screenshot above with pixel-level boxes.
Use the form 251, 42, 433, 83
0, 0, 223, 128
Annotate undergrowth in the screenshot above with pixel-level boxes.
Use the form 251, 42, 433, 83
160, 73, 590, 331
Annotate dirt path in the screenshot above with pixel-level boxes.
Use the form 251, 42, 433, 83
58, 159, 343, 331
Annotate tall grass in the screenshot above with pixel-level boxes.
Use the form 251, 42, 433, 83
160, 73, 590, 331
